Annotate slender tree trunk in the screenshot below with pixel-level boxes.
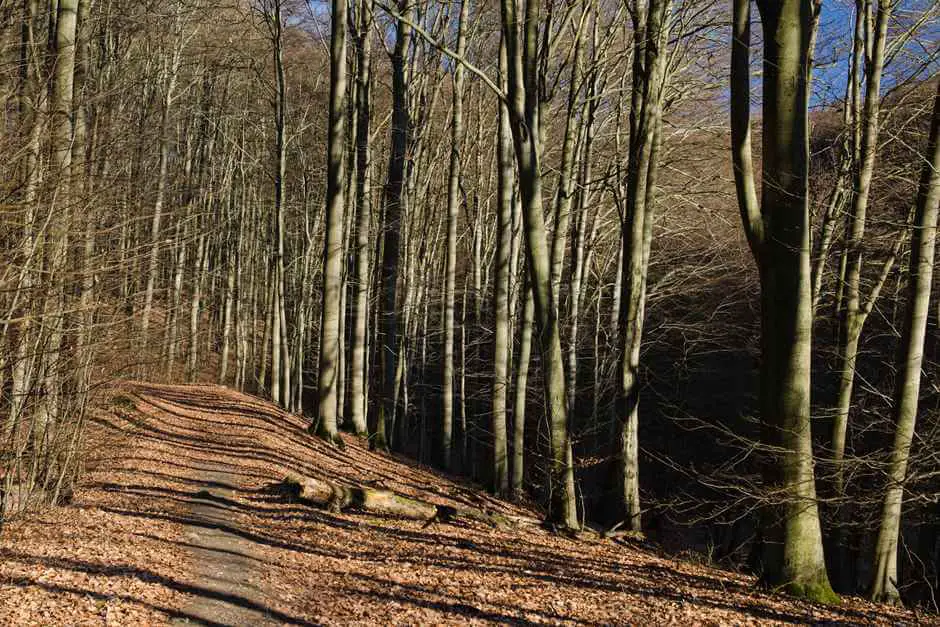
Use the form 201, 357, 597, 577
830, 0, 891, 504
38, 0, 79, 446
268, 0, 288, 407
566, 50, 599, 427
347, 0, 373, 437
187, 233, 207, 383
870, 82, 940, 606
492, 37, 513, 496
315, 0, 349, 442
8, 0, 43, 442
374, 0, 413, 452
219, 243, 236, 384
166, 220, 187, 378
259, 274, 274, 393
140, 1, 183, 352
500, 0, 578, 531
441, 0, 468, 470
617, 0, 671, 533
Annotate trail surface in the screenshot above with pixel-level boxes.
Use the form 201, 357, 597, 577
0, 383, 927, 625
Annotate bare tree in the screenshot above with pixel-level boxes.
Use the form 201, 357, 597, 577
499, 0, 578, 530
441, 0, 468, 470
315, 0, 349, 442
870, 81, 940, 606
730, 0, 836, 601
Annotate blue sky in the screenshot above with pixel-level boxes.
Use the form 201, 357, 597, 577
810, 0, 938, 108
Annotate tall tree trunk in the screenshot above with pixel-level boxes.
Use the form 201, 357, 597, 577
268, 0, 289, 407
38, 0, 79, 447
617, 0, 671, 533
492, 37, 513, 496
140, 0, 183, 353
499, 0, 578, 530
830, 0, 891, 506
442, 0, 468, 470
731, 0, 836, 601
219, 244, 236, 384
187, 233, 208, 383
870, 82, 940, 606
374, 0, 413, 452
566, 30, 599, 431
166, 219, 187, 378
8, 0, 43, 443
347, 0, 373, 437
316, 0, 349, 442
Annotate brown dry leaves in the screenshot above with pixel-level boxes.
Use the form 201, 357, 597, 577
0, 382, 931, 625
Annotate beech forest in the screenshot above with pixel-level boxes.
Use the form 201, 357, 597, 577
0, 0, 938, 623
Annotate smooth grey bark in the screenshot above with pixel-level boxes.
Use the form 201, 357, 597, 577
259, 271, 274, 393
166, 219, 188, 377
511, 229, 531, 500
37, 0, 79, 443
870, 81, 940, 606
830, 0, 892, 502
8, 0, 43, 441
617, 0, 671, 533
268, 0, 288, 407
347, 0, 373, 437
492, 37, 513, 496
549, 15, 585, 300
72, 0, 94, 418
219, 244, 236, 384
187, 233, 208, 383
441, 0, 468, 470
315, 0, 349, 442
499, 0, 578, 530
566, 30, 599, 434
731, 0, 836, 601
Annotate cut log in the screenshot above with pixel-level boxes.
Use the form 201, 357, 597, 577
279, 473, 511, 528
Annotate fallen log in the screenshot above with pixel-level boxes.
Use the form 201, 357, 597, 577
279, 473, 511, 528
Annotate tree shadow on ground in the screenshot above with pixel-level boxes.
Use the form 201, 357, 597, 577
73, 382, 893, 625
0, 549, 316, 625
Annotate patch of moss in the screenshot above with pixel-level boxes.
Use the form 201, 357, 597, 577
313, 422, 346, 450
369, 432, 389, 453
110, 394, 137, 411
782, 580, 840, 605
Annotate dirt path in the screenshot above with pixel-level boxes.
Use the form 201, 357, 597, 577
174, 467, 277, 626
0, 382, 927, 625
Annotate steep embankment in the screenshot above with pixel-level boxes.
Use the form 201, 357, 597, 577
0, 384, 927, 625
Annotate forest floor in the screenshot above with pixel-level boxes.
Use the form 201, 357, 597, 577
0, 382, 932, 625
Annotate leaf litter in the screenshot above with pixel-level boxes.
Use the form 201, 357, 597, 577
0, 382, 932, 625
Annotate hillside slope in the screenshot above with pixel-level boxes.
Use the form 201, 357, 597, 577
0, 383, 927, 625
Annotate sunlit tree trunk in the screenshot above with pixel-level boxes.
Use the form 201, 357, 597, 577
140, 0, 183, 352
492, 37, 513, 496
315, 0, 349, 442
830, 0, 892, 505
499, 0, 577, 529
870, 82, 940, 606
347, 0, 373, 437
441, 0, 468, 470
37, 0, 79, 444
265, 0, 289, 407
187, 233, 207, 383
8, 0, 43, 442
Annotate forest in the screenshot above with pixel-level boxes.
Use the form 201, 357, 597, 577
0, 0, 939, 622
